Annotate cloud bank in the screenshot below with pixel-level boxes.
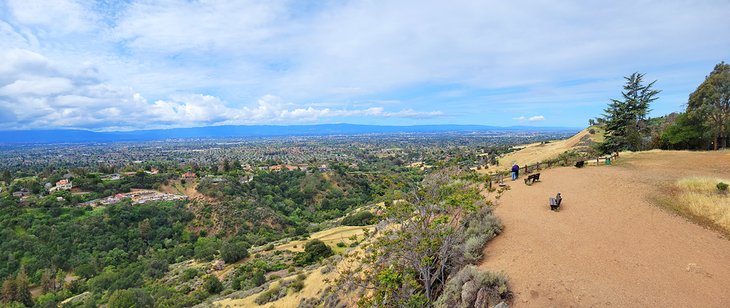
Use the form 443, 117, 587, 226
0, 0, 728, 130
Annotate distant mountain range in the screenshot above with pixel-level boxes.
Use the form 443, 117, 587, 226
0, 124, 580, 144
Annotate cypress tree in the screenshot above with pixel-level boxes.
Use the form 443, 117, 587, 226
602, 73, 660, 153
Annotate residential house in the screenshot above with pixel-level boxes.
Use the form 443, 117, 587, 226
50, 179, 73, 192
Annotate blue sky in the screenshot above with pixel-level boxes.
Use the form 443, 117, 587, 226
0, 0, 728, 131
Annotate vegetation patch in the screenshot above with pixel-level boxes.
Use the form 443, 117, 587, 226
341, 210, 378, 226
657, 177, 730, 236
335, 167, 507, 307
434, 265, 510, 308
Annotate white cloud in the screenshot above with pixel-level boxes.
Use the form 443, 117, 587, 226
0, 77, 73, 96
113, 1, 284, 53
6, 0, 97, 34
0, 1, 729, 129
0, 49, 443, 130
513, 115, 545, 123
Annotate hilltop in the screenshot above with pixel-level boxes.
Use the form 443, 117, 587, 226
479, 149, 730, 306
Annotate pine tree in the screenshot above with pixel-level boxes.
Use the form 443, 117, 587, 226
602, 73, 660, 153
15, 269, 33, 307
1, 277, 18, 303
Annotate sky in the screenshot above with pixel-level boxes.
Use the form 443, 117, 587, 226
0, 0, 728, 131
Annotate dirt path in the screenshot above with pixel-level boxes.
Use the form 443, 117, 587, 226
480, 150, 730, 307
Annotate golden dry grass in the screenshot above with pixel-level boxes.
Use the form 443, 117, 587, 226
213, 226, 372, 307
670, 177, 730, 234
676, 177, 728, 193
478, 127, 601, 173
274, 225, 372, 253
214, 263, 347, 308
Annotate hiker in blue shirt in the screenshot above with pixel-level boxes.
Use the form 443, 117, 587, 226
511, 164, 519, 181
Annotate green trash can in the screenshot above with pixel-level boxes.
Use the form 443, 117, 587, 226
605, 157, 611, 165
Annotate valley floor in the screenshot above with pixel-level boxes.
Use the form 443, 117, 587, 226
480, 150, 730, 307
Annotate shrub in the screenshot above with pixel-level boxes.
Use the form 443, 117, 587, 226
254, 285, 287, 305
290, 274, 307, 292
181, 268, 199, 281
108, 288, 154, 308
718, 182, 729, 192
202, 275, 223, 294
336, 242, 346, 248
193, 237, 219, 262
461, 206, 503, 264
290, 279, 305, 292
462, 235, 489, 264
341, 211, 377, 226
221, 241, 249, 263
264, 244, 275, 251
434, 265, 510, 308
295, 240, 334, 266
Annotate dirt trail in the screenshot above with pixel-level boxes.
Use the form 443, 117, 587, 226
480, 150, 730, 307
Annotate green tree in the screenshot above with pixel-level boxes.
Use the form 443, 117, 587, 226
1, 277, 17, 304
15, 270, 33, 307
1, 170, 10, 183
108, 288, 154, 308
687, 62, 730, 150
602, 73, 660, 153
202, 275, 223, 294
220, 241, 249, 264
661, 113, 712, 149
295, 240, 334, 266
338, 167, 503, 307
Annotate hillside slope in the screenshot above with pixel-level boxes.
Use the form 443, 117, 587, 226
482, 126, 604, 173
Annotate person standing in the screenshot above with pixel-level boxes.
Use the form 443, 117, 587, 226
511, 164, 519, 181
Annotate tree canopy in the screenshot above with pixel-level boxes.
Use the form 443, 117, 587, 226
687, 62, 730, 150
601, 72, 660, 153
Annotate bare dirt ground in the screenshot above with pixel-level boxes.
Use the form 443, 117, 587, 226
479, 150, 730, 307
159, 179, 216, 202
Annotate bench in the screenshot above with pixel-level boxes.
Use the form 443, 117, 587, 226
575, 160, 585, 168
524, 173, 540, 185
549, 193, 562, 211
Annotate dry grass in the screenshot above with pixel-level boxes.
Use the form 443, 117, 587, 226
274, 225, 372, 253
214, 226, 373, 307
478, 127, 599, 173
676, 177, 728, 194
662, 177, 730, 235
214, 260, 345, 307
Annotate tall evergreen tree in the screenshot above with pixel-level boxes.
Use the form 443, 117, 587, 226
1, 277, 18, 303
15, 269, 33, 307
687, 62, 730, 150
602, 73, 660, 153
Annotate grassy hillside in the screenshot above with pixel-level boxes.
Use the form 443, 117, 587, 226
480, 126, 605, 173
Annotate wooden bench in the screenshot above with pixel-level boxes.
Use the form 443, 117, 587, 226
575, 160, 585, 168
549, 193, 562, 211
524, 173, 540, 185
